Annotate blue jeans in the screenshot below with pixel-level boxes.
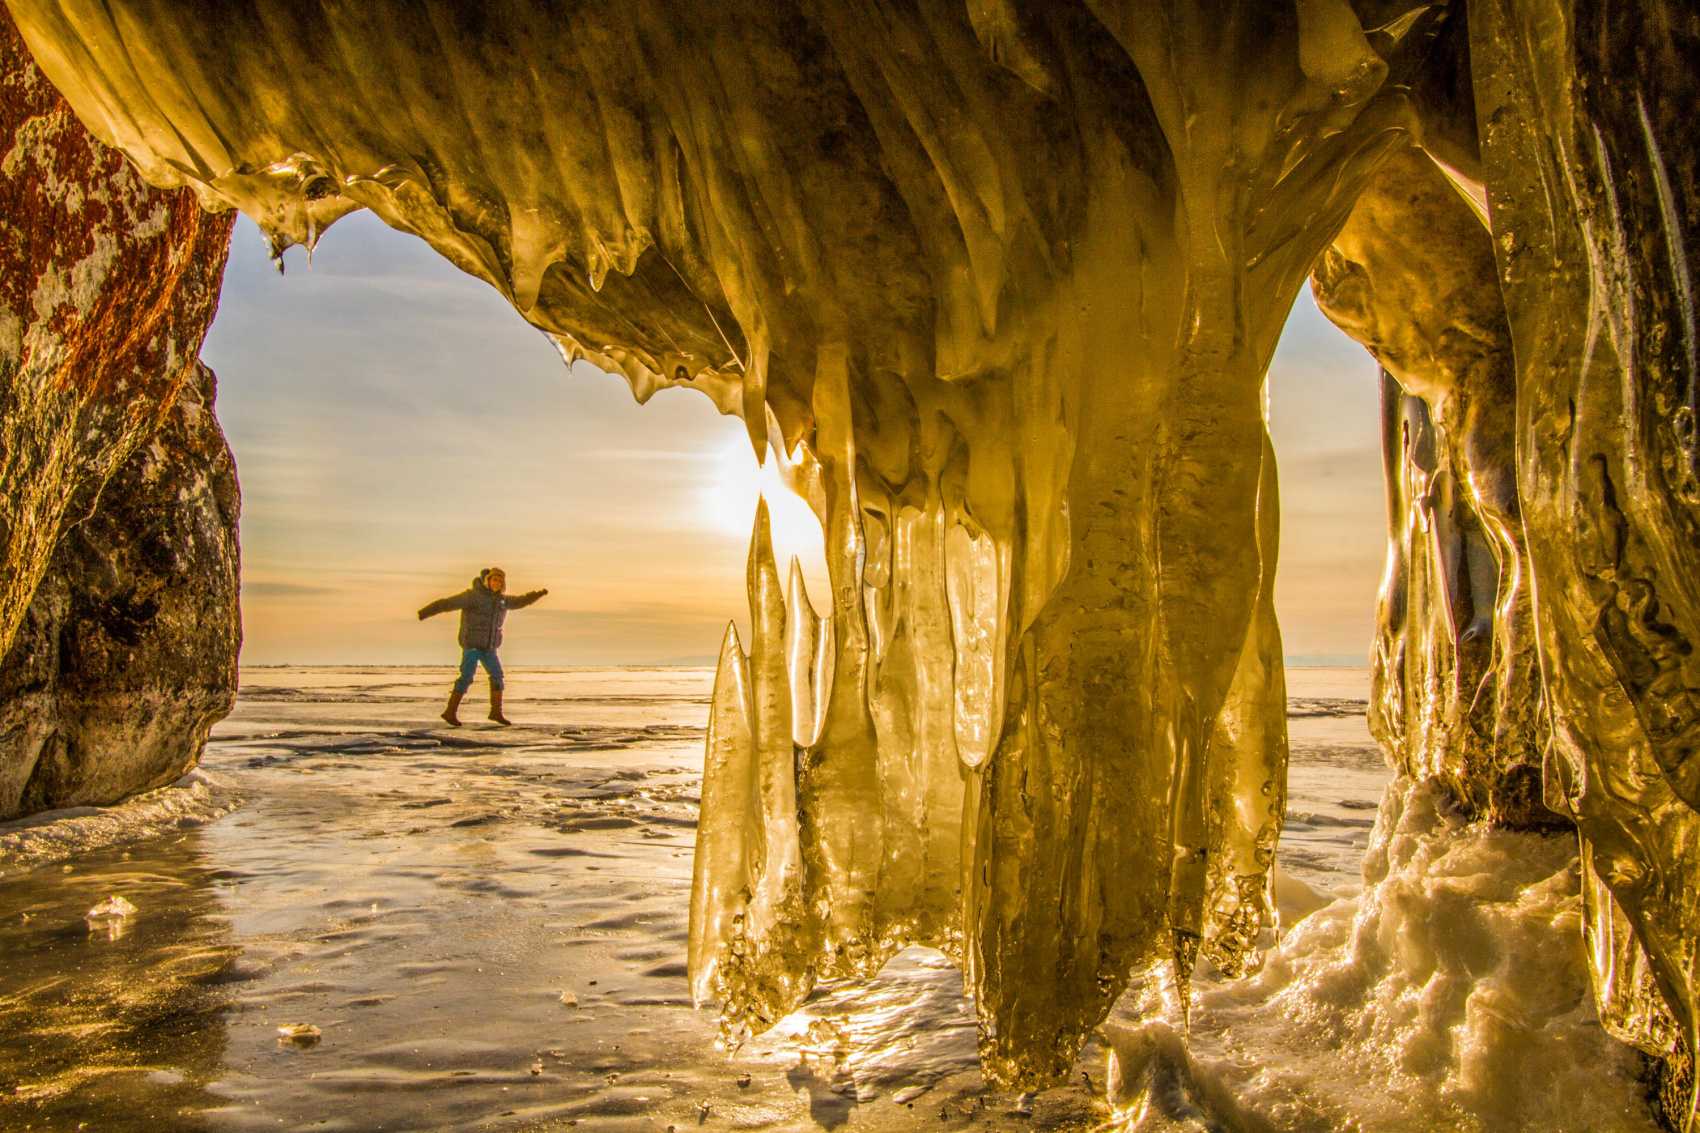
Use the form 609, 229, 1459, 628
454, 648, 504, 692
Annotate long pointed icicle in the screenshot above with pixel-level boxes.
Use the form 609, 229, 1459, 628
1200, 429, 1289, 975
785, 556, 829, 749
689, 501, 815, 1045
688, 623, 756, 1011
805, 340, 886, 973
1167, 428, 1291, 1025
741, 499, 810, 1028
943, 523, 1010, 771
869, 502, 968, 953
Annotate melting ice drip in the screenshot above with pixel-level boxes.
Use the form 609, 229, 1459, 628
686, 382, 1293, 1087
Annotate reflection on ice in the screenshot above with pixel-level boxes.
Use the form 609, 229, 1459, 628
755, 949, 978, 1105
1, 666, 1112, 1130
0, 665, 1650, 1130
0, 834, 238, 1120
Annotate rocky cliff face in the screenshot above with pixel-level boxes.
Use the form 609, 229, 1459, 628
0, 360, 239, 817
0, 12, 236, 818
0, 19, 233, 660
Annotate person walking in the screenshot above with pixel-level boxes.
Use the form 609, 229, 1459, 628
418, 567, 548, 726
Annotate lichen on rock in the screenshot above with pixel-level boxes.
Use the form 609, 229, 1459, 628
0, 8, 232, 665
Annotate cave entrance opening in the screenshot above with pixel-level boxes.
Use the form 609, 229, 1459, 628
1264, 287, 1386, 671
189, 195, 1399, 1047
200, 210, 830, 671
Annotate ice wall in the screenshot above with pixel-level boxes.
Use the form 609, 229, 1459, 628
1471, 2, 1700, 1116
1311, 145, 1551, 828
1310, 9, 1700, 1115
7, 0, 1700, 1110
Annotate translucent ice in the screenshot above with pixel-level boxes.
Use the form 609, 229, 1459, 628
276, 1023, 321, 1049
85, 895, 136, 918
0, 0, 1485, 1086
1312, 48, 1700, 1112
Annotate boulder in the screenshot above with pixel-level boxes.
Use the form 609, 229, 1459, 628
0, 360, 239, 817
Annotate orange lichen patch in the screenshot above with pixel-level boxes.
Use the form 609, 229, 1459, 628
0, 7, 232, 656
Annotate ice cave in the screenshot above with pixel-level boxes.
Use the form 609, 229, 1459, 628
0, 0, 1696, 1128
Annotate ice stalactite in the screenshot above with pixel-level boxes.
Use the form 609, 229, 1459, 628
1197, 431, 1290, 984
1311, 145, 1551, 829
784, 558, 832, 751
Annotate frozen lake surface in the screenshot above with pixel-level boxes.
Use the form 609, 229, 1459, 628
0, 666, 1394, 1130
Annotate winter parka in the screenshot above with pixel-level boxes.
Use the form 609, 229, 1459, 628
418, 574, 543, 651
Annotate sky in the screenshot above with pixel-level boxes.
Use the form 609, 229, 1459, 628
200, 212, 1384, 667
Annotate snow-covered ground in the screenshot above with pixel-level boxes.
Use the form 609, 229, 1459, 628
0, 667, 1658, 1131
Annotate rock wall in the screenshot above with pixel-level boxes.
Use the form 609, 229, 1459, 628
0, 360, 239, 818
0, 11, 237, 818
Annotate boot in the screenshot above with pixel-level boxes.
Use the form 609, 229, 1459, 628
441, 690, 465, 727
488, 686, 512, 726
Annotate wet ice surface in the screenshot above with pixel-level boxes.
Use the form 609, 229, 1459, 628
0, 666, 1384, 1131
1276, 669, 1387, 896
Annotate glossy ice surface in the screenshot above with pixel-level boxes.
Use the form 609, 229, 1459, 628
0, 665, 1418, 1131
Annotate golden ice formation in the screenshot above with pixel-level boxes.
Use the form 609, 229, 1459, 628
6, 0, 1698, 1105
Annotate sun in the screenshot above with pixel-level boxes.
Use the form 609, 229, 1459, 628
707, 431, 831, 589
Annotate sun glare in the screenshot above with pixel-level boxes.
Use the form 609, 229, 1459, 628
708, 431, 831, 589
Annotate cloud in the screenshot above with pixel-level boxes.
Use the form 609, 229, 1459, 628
241, 580, 337, 597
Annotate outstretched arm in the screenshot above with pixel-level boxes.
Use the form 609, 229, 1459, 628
504, 588, 548, 610
418, 590, 470, 620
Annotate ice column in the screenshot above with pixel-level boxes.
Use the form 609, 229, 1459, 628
1472, 2, 1700, 1116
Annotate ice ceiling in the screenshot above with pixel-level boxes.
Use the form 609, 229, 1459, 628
9, 0, 1699, 1103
